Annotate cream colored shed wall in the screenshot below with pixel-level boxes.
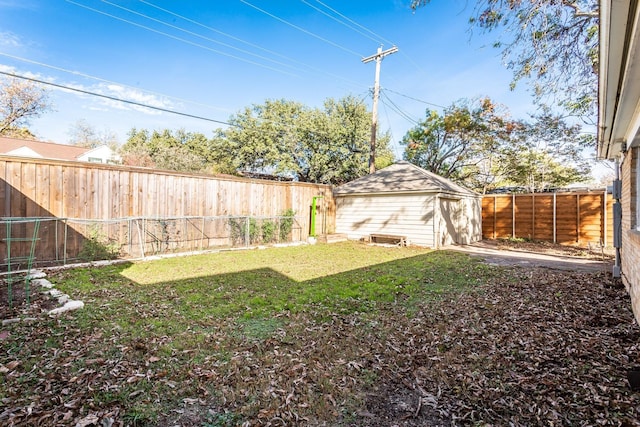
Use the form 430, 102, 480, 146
335, 194, 436, 247
435, 196, 482, 247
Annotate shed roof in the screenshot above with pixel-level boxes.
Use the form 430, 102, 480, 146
334, 161, 477, 196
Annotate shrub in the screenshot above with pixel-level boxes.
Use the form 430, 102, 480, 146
78, 226, 120, 262
261, 220, 276, 243
279, 209, 296, 242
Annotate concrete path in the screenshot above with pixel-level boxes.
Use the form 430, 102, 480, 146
445, 241, 614, 273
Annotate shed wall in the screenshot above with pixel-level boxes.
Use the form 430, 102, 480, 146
435, 196, 482, 247
335, 194, 436, 247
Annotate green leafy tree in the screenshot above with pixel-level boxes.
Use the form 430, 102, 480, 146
212, 96, 393, 184
120, 128, 215, 173
401, 98, 512, 191
497, 110, 592, 191
402, 100, 591, 193
0, 77, 50, 136
411, 1, 599, 119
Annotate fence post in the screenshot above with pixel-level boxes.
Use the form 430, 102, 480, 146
136, 219, 145, 258
553, 193, 557, 244
532, 194, 535, 240
63, 219, 68, 266
245, 216, 250, 247
493, 196, 497, 239
576, 194, 581, 244
200, 217, 205, 251
603, 190, 608, 247
512, 194, 516, 238
55, 218, 59, 263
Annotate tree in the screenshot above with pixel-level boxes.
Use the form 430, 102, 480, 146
68, 119, 118, 149
0, 77, 50, 136
497, 110, 592, 191
120, 128, 215, 173
401, 98, 513, 192
211, 96, 393, 184
401, 100, 591, 192
411, 1, 599, 119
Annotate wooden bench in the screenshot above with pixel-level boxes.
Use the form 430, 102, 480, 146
369, 233, 407, 246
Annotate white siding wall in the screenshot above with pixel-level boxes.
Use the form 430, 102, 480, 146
77, 145, 121, 164
437, 198, 460, 247
460, 196, 483, 244
434, 196, 482, 247
335, 193, 436, 247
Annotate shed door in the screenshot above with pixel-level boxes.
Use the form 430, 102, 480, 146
439, 198, 461, 246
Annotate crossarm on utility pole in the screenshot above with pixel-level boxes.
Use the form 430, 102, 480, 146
362, 45, 398, 174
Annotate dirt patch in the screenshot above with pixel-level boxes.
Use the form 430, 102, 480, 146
0, 277, 57, 320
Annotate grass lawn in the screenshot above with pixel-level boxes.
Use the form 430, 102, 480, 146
1, 241, 638, 426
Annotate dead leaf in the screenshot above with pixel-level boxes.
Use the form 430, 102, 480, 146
5, 360, 20, 370
75, 414, 99, 427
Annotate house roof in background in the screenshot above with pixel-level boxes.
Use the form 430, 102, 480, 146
334, 161, 477, 196
0, 136, 90, 161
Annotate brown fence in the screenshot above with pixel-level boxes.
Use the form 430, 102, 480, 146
482, 192, 614, 246
0, 156, 335, 266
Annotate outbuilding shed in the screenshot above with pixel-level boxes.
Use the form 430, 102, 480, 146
334, 161, 482, 248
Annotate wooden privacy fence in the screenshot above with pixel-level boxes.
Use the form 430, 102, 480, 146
482, 192, 614, 246
0, 156, 336, 266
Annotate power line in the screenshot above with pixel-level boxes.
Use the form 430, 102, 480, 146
99, 0, 302, 73
139, 0, 311, 66
64, 0, 299, 78
0, 52, 233, 114
308, 0, 395, 47
380, 90, 419, 125
0, 70, 234, 126
137, 0, 365, 90
300, 0, 381, 45
2, 70, 375, 141
382, 88, 445, 109
239, 0, 364, 57
378, 96, 404, 160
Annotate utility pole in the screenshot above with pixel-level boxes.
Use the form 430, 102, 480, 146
362, 45, 398, 174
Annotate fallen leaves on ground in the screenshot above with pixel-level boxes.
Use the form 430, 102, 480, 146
1, 267, 639, 426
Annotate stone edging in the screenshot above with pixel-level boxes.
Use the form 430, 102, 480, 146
1, 271, 85, 326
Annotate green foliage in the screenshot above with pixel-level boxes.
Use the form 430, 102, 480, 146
402, 99, 591, 193
78, 226, 120, 262
228, 217, 259, 246
203, 412, 242, 427
411, 0, 599, 120
211, 96, 394, 184
496, 108, 592, 192
261, 220, 276, 243
120, 128, 215, 172
279, 209, 295, 241
401, 98, 511, 191
228, 211, 295, 246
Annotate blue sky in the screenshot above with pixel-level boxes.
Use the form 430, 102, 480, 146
0, 0, 537, 159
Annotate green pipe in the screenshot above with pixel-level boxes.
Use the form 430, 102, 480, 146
310, 196, 323, 237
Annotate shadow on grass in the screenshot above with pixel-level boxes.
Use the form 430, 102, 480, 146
61, 250, 489, 321
27, 247, 494, 425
